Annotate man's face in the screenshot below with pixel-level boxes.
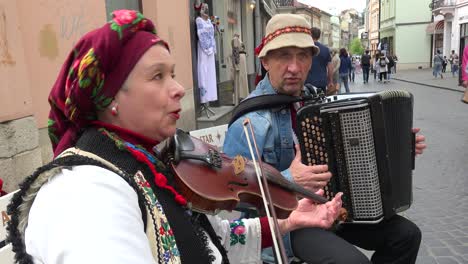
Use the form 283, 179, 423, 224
261, 47, 313, 96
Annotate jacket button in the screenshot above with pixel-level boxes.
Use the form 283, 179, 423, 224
281, 109, 286, 114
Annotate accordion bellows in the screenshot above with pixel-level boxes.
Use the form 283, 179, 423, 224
296, 90, 415, 224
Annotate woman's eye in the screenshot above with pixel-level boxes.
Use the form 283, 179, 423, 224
153, 73, 163, 80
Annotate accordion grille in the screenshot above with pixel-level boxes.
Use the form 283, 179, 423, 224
339, 108, 383, 220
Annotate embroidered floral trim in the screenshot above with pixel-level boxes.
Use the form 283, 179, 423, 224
255, 26, 311, 56
229, 219, 247, 246
133, 171, 181, 263
110, 10, 153, 39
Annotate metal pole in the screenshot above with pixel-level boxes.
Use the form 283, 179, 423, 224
255, 1, 262, 71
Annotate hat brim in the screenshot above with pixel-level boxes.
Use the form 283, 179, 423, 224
258, 32, 320, 58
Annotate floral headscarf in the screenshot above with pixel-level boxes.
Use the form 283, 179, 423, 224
48, 10, 168, 157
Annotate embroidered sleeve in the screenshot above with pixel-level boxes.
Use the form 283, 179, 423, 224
207, 215, 262, 263
196, 17, 215, 55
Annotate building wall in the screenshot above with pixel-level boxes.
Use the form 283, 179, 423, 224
395, 24, 432, 68
369, 0, 380, 56
0, 0, 197, 192
380, 0, 431, 69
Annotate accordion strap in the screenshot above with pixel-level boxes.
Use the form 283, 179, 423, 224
228, 84, 324, 126
229, 94, 306, 126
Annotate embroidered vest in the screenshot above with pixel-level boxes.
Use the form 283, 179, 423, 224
7, 128, 220, 264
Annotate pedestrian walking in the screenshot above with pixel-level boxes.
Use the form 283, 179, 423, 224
461, 45, 468, 104
433, 50, 444, 79
350, 56, 356, 82
330, 48, 341, 95
339, 48, 352, 93
305, 27, 332, 94
387, 54, 395, 80
373, 54, 379, 81
449, 50, 459, 77
393, 54, 398, 73
377, 53, 389, 83
361, 50, 371, 84
442, 56, 448, 73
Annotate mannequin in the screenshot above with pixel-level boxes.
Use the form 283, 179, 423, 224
196, 2, 217, 117
231, 33, 249, 105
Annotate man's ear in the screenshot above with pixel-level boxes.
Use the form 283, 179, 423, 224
261, 58, 269, 71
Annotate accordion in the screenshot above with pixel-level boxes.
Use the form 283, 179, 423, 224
296, 90, 415, 224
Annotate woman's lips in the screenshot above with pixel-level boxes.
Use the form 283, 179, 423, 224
170, 111, 180, 120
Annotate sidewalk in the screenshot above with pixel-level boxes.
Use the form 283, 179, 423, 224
392, 68, 465, 93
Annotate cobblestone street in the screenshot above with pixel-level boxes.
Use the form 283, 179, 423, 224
350, 69, 468, 264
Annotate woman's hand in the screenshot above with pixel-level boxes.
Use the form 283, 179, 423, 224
278, 190, 343, 235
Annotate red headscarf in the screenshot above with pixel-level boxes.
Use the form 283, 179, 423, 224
48, 10, 168, 157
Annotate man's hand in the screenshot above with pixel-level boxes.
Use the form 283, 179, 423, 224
290, 145, 332, 192
413, 128, 427, 156
278, 190, 343, 234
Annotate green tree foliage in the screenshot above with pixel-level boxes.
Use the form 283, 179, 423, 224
349, 37, 364, 55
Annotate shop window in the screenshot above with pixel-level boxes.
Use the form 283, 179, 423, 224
105, 0, 141, 20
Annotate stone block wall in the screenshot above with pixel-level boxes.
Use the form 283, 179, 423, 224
0, 116, 43, 192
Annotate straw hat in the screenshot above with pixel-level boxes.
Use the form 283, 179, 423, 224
256, 14, 319, 58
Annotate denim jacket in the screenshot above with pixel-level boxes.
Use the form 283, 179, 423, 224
223, 75, 296, 182
223, 75, 315, 262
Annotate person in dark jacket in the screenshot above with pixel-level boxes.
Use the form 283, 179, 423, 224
361, 50, 371, 84
339, 48, 352, 93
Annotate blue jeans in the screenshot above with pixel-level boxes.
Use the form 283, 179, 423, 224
340, 73, 350, 93
433, 64, 442, 78
451, 64, 459, 76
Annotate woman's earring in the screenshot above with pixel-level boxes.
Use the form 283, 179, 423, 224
111, 105, 118, 116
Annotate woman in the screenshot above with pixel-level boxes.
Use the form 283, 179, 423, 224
7, 10, 342, 264
433, 50, 444, 79
338, 48, 352, 93
377, 53, 389, 83
327, 48, 341, 95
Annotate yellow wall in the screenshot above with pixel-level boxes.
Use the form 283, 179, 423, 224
0, 0, 107, 125
1, 0, 196, 130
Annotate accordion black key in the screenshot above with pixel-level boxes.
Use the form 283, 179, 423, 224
296, 90, 415, 223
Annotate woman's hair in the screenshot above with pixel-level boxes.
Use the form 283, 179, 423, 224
339, 48, 348, 57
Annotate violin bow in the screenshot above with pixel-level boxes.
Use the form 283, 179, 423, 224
242, 118, 288, 264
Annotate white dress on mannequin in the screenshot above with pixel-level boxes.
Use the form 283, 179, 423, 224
232, 35, 249, 101
196, 16, 218, 104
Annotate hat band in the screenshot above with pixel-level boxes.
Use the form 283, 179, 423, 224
255, 26, 312, 56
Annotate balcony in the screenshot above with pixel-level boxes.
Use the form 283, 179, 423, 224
430, 0, 456, 17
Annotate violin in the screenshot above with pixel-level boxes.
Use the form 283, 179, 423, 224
159, 129, 329, 219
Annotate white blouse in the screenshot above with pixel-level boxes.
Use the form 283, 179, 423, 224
24, 165, 262, 264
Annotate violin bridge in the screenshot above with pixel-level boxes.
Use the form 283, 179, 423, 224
232, 155, 246, 175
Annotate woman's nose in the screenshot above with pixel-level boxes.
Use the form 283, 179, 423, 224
172, 80, 185, 99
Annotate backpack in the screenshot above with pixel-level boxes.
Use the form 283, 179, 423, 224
379, 57, 387, 67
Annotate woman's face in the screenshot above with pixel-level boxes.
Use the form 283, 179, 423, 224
112, 45, 185, 141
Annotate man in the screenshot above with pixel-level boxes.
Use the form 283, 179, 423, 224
361, 50, 371, 84
449, 49, 459, 77
224, 14, 427, 264
305, 27, 333, 94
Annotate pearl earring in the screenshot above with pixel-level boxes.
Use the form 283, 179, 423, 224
111, 105, 118, 116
